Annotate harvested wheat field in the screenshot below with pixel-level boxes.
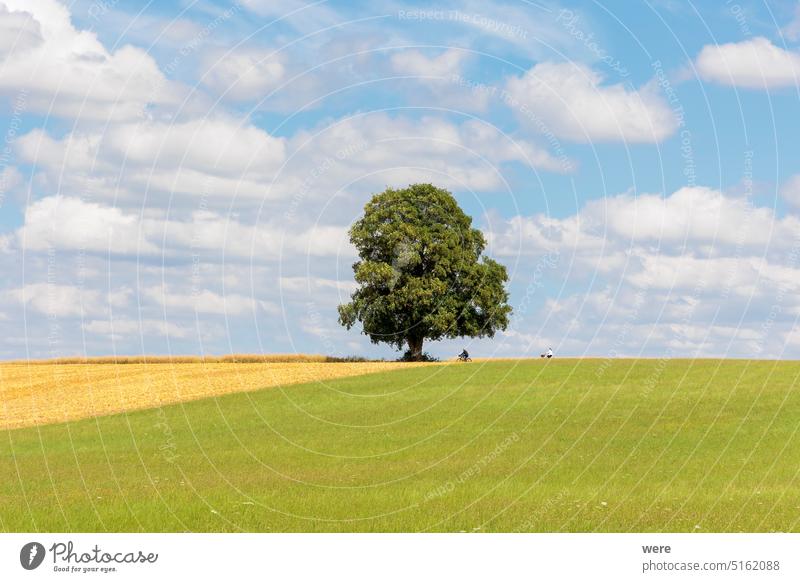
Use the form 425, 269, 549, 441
0, 360, 427, 430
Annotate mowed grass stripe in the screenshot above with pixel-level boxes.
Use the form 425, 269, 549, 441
1, 359, 799, 532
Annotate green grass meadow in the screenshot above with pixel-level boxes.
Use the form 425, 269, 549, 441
2, 359, 800, 532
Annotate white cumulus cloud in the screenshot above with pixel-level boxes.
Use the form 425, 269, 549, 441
696, 37, 800, 89
504, 61, 678, 143
0, 0, 182, 120
201, 48, 286, 101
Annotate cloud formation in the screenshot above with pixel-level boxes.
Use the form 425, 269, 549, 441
696, 37, 800, 89
488, 187, 800, 357
0, 0, 182, 119
505, 62, 678, 142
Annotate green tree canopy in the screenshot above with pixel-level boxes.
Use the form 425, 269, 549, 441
338, 183, 512, 360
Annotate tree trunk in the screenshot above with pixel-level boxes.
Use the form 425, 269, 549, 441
407, 336, 424, 361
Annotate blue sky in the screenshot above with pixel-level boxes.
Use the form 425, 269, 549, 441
2, 0, 800, 359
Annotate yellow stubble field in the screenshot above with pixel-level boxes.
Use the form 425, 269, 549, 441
0, 360, 424, 430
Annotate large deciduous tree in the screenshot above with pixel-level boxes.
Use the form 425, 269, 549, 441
338, 183, 512, 360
